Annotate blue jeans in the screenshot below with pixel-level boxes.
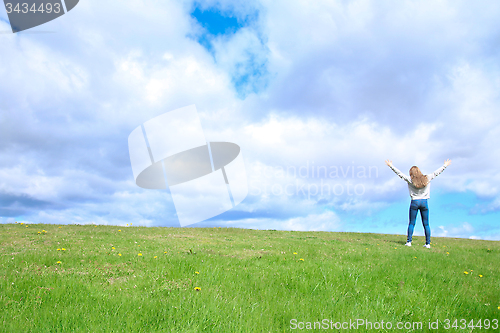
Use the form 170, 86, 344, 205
408, 199, 430, 245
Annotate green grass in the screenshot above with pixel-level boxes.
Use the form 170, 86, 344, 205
1, 223, 499, 332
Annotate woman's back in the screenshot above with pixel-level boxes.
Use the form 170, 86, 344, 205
387, 164, 447, 200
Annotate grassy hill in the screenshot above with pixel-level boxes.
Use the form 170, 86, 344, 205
1, 223, 499, 332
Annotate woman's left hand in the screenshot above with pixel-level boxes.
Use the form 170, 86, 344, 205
385, 160, 393, 167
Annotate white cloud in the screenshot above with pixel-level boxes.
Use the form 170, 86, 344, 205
227, 210, 342, 231
470, 197, 500, 214
112, 50, 232, 107
434, 222, 478, 239
211, 27, 270, 95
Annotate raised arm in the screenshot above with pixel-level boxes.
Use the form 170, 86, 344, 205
385, 160, 412, 184
428, 159, 451, 181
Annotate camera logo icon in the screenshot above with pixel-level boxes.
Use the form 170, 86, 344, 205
3, 0, 79, 33
128, 105, 248, 227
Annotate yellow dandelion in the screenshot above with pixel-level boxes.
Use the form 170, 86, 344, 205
194, 287, 201, 291
57, 248, 61, 251
164, 251, 167, 254
62, 248, 66, 251
20, 222, 23, 225
118, 253, 122, 256
195, 271, 199, 274
118, 230, 121, 232
464, 271, 469, 274
414, 257, 417, 259
498, 306, 500, 310
112, 247, 115, 250
138, 253, 142, 256
446, 252, 449, 254
56, 261, 61, 264
394, 247, 397, 249
37, 231, 41, 234
59, 227, 62, 228
154, 256, 157, 259
479, 275, 483, 278
293, 252, 297, 255
94, 226, 97, 228
25, 226, 28, 228
299, 258, 304, 261
130, 223, 132, 225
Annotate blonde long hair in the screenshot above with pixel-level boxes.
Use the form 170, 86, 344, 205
409, 166, 428, 189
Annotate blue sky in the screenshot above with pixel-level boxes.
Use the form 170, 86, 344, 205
1, 0, 500, 240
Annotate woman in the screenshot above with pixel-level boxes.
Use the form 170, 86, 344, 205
385, 159, 451, 248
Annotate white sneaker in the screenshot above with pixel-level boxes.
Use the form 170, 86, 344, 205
423, 244, 431, 249
405, 242, 412, 247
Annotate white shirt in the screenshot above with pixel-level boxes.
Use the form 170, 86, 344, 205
389, 164, 447, 200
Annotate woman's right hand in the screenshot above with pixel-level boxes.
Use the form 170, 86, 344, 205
385, 160, 393, 167
444, 159, 452, 167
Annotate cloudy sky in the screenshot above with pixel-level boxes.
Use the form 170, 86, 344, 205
1, 0, 500, 240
